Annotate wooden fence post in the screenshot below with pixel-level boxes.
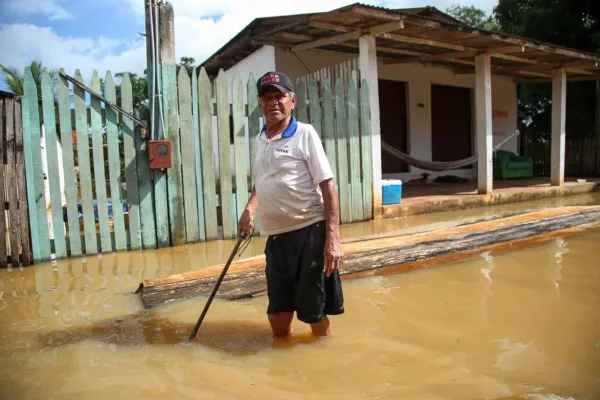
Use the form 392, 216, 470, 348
159, 2, 186, 246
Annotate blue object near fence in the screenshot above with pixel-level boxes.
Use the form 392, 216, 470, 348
382, 180, 403, 205
62, 199, 129, 223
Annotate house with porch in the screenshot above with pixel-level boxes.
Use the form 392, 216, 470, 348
199, 3, 600, 218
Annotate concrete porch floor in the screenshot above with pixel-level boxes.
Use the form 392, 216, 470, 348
381, 177, 600, 219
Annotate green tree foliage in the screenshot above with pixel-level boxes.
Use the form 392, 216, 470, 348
0, 60, 58, 101
446, 3, 501, 31
494, 0, 600, 139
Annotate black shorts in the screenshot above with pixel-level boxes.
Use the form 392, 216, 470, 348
264, 220, 344, 324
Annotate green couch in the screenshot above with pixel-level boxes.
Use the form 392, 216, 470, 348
493, 150, 534, 179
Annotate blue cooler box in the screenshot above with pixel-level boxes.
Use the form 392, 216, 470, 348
382, 179, 403, 205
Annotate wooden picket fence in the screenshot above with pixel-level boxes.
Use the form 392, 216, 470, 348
1, 94, 31, 268
524, 137, 600, 177
20, 65, 373, 263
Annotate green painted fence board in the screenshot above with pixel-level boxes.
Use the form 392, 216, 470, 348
121, 73, 143, 250
23, 67, 51, 261
216, 69, 235, 239
20, 91, 41, 262
321, 77, 338, 187
232, 72, 248, 226
198, 68, 218, 241
0, 101, 5, 267
295, 77, 307, 123
41, 70, 67, 259
58, 69, 82, 256
5, 100, 20, 267
347, 78, 363, 221
147, 61, 168, 248
191, 67, 206, 241
335, 78, 351, 224
133, 108, 157, 250
309, 77, 321, 139
90, 71, 112, 253
246, 73, 260, 235
162, 63, 186, 246
154, 174, 170, 247
360, 79, 373, 220
104, 71, 127, 251
177, 68, 200, 243
74, 70, 98, 255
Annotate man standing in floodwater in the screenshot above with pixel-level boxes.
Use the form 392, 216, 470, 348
237, 71, 345, 337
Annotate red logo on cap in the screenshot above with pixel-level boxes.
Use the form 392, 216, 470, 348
260, 74, 280, 85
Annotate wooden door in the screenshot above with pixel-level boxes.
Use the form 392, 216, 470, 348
378, 79, 408, 173
431, 84, 472, 168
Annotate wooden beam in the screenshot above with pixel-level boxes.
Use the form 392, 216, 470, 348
346, 5, 600, 63
291, 20, 404, 52
384, 50, 480, 64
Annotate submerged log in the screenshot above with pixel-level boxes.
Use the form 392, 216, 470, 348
138, 206, 600, 309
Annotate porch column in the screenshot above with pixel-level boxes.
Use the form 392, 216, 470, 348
359, 35, 382, 217
551, 68, 566, 186
475, 53, 493, 194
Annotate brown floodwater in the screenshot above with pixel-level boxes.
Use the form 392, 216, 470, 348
1, 193, 600, 399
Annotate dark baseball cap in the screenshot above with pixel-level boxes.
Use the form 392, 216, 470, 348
257, 71, 294, 96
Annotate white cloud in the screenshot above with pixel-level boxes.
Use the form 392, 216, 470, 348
4, 0, 74, 21
0, 24, 146, 84
0, 0, 498, 88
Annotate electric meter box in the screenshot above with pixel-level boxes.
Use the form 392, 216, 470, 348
148, 140, 172, 169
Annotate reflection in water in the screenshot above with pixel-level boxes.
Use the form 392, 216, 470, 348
552, 237, 568, 297
1, 194, 599, 399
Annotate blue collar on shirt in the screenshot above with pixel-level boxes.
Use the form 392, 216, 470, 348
260, 116, 298, 139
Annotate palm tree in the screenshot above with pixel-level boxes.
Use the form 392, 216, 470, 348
0, 60, 58, 101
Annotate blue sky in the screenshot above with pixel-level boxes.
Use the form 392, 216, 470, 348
0, 0, 499, 91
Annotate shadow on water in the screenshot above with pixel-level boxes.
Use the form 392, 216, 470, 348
37, 311, 319, 356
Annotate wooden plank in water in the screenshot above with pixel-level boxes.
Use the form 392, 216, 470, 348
58, 69, 82, 256
0, 100, 6, 267
104, 71, 127, 251
216, 70, 234, 239
198, 68, 218, 241
15, 100, 30, 266
247, 72, 261, 235
90, 71, 112, 253
347, 78, 363, 221
360, 79, 373, 220
335, 78, 351, 223
191, 67, 206, 242
23, 67, 51, 262
177, 67, 200, 243
6, 100, 20, 267
74, 70, 97, 255
138, 206, 600, 308
232, 72, 249, 226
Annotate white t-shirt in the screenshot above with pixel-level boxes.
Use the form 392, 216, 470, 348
252, 116, 334, 236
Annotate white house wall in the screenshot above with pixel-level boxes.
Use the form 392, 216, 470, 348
275, 47, 519, 181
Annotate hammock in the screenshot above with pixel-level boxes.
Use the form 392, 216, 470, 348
381, 130, 519, 172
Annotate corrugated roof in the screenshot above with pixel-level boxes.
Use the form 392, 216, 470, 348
199, 2, 600, 82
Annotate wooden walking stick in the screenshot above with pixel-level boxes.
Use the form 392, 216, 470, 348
188, 233, 247, 341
